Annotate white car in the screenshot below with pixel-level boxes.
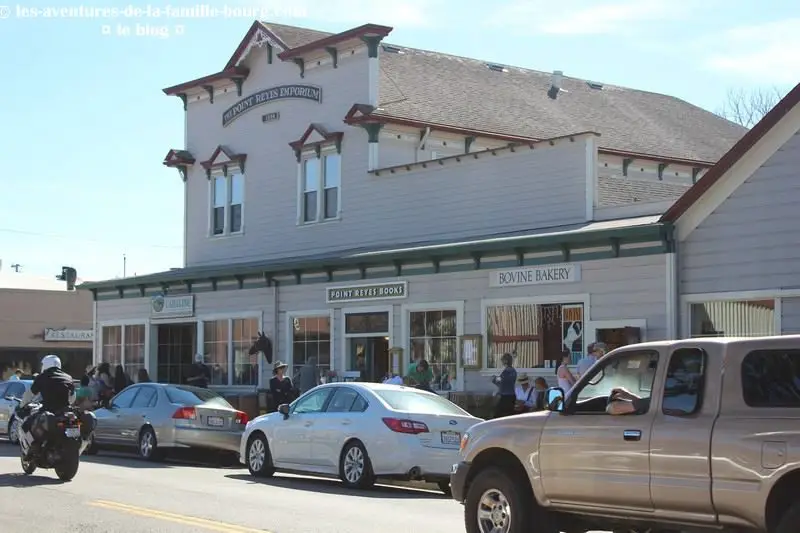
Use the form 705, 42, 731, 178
240, 382, 483, 493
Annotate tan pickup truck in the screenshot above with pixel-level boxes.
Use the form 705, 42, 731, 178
450, 336, 800, 533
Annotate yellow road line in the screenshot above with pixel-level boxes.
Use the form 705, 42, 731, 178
89, 500, 271, 533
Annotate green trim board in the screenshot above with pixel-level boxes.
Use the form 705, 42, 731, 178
92, 241, 669, 301
87, 223, 672, 298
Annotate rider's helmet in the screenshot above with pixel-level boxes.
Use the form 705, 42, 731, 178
41, 354, 62, 371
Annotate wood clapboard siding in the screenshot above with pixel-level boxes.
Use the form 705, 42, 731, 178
782, 297, 800, 334
183, 38, 591, 270
680, 131, 800, 294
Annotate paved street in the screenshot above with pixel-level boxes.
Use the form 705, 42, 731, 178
0, 443, 463, 533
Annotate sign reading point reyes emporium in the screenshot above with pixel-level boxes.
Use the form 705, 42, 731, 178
222, 85, 322, 127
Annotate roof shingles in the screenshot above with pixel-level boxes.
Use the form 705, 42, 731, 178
261, 22, 746, 163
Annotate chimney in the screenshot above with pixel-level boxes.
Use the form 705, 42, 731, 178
548, 70, 563, 99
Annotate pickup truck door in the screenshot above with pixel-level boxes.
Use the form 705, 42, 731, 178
648, 346, 715, 523
540, 349, 659, 513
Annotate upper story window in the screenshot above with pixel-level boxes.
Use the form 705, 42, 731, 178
289, 124, 344, 226
301, 151, 341, 223
199, 145, 247, 238
211, 172, 244, 235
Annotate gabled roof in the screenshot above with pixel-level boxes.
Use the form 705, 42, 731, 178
264, 22, 746, 163
661, 83, 800, 223
289, 124, 344, 152
200, 145, 246, 170
163, 149, 195, 167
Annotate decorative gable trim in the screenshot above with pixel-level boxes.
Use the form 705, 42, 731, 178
200, 145, 246, 178
289, 124, 343, 161
225, 21, 288, 69
343, 103, 376, 124
163, 149, 195, 182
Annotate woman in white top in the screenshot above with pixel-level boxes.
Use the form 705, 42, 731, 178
557, 351, 576, 394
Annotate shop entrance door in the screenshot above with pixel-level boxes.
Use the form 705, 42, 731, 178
156, 323, 196, 384
347, 337, 390, 382
343, 310, 391, 383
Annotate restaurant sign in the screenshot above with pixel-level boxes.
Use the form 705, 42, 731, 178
43, 328, 94, 342
151, 294, 195, 318
222, 85, 321, 127
326, 281, 408, 304
489, 264, 581, 288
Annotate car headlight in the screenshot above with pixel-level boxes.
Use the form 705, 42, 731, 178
459, 432, 470, 454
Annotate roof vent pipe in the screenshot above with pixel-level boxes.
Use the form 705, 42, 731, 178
548, 70, 563, 99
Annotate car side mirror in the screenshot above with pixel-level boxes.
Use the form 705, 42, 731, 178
278, 404, 290, 418
546, 387, 565, 412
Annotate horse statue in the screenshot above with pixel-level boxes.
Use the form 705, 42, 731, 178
248, 331, 273, 364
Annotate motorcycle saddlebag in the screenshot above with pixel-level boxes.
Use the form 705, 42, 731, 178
31, 412, 55, 441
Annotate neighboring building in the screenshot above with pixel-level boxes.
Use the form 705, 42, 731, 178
662, 82, 800, 339
0, 267, 93, 379
81, 21, 746, 396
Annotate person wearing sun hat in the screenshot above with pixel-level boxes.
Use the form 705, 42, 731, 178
269, 360, 293, 409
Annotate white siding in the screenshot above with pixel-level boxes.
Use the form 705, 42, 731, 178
782, 297, 800, 334
680, 131, 800, 294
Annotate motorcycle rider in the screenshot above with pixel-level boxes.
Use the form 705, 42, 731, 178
19, 355, 76, 458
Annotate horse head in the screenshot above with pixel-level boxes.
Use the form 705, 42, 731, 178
249, 331, 273, 364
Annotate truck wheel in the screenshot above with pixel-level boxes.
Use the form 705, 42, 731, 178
776, 500, 800, 533
465, 467, 551, 533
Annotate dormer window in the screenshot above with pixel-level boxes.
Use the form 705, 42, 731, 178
289, 124, 344, 225
200, 146, 247, 237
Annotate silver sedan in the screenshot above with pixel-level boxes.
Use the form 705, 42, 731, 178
0, 380, 32, 444
91, 383, 248, 460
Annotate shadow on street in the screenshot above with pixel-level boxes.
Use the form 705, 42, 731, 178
0, 472, 71, 487
0, 438, 245, 470
225, 473, 447, 500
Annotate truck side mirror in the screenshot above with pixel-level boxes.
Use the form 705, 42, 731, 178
546, 387, 565, 412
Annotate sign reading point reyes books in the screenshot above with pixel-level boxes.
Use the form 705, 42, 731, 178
326, 281, 408, 304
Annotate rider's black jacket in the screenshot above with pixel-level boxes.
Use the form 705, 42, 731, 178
31, 367, 74, 413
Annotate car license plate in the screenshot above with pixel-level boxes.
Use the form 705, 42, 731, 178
441, 431, 460, 445
207, 416, 224, 427
64, 427, 80, 438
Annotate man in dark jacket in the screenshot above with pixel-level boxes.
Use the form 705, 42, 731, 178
19, 355, 75, 458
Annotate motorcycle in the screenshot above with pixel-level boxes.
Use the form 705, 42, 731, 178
8, 396, 95, 481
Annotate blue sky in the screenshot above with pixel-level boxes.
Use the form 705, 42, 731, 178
0, 0, 797, 282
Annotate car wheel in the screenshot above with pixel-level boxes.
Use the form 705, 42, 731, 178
438, 480, 452, 496
246, 433, 275, 478
465, 467, 553, 533
776, 500, 800, 533
85, 433, 99, 455
339, 440, 375, 490
137, 427, 162, 461
8, 417, 20, 445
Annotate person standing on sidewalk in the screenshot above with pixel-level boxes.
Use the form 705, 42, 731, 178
492, 353, 517, 418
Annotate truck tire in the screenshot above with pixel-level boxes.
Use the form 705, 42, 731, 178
776, 500, 800, 533
464, 467, 555, 533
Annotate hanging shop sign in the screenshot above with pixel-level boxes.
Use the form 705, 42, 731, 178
489, 263, 580, 288
43, 328, 94, 342
326, 281, 408, 304
222, 85, 321, 127
151, 294, 194, 318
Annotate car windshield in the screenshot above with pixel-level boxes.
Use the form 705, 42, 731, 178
375, 389, 468, 416
165, 386, 231, 408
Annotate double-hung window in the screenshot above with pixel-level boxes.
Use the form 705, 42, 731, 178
300, 152, 341, 224
210, 172, 244, 236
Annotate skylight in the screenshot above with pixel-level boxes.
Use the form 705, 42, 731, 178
486, 63, 507, 72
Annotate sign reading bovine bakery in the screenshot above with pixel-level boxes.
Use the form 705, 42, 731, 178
222, 85, 321, 127
43, 328, 94, 342
326, 282, 408, 304
489, 264, 581, 287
